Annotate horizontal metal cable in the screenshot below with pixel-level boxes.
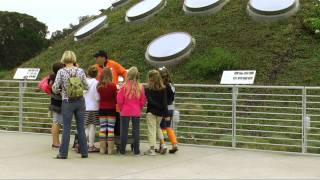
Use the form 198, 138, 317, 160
236, 116, 300, 122
236, 141, 301, 147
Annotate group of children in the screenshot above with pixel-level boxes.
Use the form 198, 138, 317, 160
45, 61, 178, 156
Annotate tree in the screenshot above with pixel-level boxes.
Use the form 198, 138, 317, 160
0, 11, 50, 70
50, 15, 95, 41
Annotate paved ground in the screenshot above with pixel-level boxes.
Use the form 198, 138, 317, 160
1, 131, 320, 179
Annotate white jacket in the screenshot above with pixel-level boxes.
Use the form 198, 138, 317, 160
84, 78, 100, 111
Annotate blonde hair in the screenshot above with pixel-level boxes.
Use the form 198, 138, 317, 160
61, 51, 77, 64
98, 68, 112, 88
147, 70, 164, 91
124, 66, 142, 99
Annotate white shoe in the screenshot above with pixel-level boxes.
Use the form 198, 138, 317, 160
144, 149, 156, 156
160, 144, 167, 154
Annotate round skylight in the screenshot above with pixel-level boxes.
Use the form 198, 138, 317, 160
74, 16, 107, 41
112, 0, 129, 8
126, 0, 165, 23
183, 0, 229, 15
145, 32, 195, 67
248, 0, 299, 20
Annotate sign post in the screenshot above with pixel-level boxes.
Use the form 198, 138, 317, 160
13, 68, 40, 132
220, 70, 256, 148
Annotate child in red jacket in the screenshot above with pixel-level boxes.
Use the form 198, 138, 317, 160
97, 68, 117, 155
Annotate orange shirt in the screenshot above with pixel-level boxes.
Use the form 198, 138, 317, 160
95, 60, 127, 84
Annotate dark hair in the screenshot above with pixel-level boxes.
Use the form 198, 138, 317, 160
158, 67, 172, 85
50, 62, 64, 82
52, 62, 64, 74
94, 50, 108, 59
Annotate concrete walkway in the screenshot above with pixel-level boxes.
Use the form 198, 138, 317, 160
1, 132, 320, 179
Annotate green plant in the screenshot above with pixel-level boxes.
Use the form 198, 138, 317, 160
304, 18, 320, 36
186, 48, 238, 79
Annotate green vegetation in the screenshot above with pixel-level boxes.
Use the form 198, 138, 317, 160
3, 0, 320, 86
186, 47, 238, 80
0, 11, 50, 70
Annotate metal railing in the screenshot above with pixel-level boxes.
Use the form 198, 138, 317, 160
0, 80, 320, 154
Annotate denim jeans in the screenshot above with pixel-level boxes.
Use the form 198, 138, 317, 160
59, 98, 88, 157
120, 116, 140, 154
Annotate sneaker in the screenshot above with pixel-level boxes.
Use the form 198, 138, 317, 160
155, 144, 161, 153
159, 144, 167, 155
81, 154, 88, 158
169, 146, 178, 154
55, 155, 67, 159
144, 149, 156, 156
51, 144, 60, 149
134, 152, 143, 157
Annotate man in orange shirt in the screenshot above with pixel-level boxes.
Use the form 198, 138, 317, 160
93, 50, 127, 84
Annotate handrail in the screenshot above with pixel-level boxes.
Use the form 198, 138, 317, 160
0, 80, 319, 154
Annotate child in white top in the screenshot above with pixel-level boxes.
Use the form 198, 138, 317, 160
84, 66, 100, 152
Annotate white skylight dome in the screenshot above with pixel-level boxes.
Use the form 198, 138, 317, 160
74, 16, 107, 41
183, 0, 229, 15
126, 0, 166, 23
145, 32, 195, 67
248, 0, 299, 21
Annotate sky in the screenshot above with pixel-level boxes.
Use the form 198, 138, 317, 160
0, 0, 113, 37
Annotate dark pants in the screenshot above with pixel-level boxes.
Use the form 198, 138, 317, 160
59, 98, 88, 158
160, 110, 174, 128
120, 116, 140, 154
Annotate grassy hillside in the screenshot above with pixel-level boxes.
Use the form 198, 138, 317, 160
5, 0, 320, 85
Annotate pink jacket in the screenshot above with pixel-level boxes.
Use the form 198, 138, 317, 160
117, 81, 146, 117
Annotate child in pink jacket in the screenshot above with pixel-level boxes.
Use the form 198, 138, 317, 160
117, 67, 146, 155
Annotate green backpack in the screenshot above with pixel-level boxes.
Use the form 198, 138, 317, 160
65, 69, 84, 99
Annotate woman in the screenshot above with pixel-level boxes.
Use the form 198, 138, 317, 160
52, 50, 88, 159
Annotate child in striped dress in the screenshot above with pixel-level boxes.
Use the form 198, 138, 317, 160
84, 66, 100, 152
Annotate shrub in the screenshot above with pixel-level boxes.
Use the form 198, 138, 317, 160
304, 18, 320, 37
186, 48, 238, 79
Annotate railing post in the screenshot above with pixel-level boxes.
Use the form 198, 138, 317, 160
232, 86, 238, 148
18, 80, 24, 132
302, 87, 307, 153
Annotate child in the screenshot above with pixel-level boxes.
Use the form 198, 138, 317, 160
144, 70, 168, 156
158, 67, 178, 153
117, 67, 146, 155
84, 66, 100, 152
48, 62, 64, 148
97, 68, 117, 154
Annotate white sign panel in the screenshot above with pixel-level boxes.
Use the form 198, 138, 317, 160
13, 68, 40, 80
220, 70, 256, 85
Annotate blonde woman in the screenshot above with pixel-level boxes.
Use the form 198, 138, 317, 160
117, 67, 146, 155
144, 70, 168, 156
97, 68, 117, 154
52, 50, 88, 159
